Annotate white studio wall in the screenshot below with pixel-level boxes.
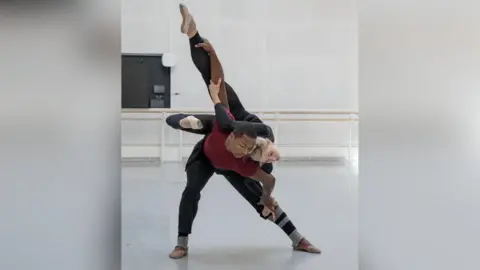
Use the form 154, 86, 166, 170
359, 1, 480, 270
122, 0, 172, 54
121, 0, 358, 160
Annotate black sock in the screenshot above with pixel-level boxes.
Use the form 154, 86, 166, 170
274, 212, 296, 235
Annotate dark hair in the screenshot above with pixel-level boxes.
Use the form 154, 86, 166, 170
244, 114, 261, 123
232, 123, 257, 139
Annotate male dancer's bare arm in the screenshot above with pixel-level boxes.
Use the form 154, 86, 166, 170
209, 50, 229, 109
195, 41, 228, 108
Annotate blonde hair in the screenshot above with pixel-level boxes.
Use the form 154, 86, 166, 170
248, 137, 271, 162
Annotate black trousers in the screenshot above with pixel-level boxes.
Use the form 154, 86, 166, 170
176, 32, 273, 235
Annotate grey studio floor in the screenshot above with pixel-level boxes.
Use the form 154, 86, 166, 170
122, 161, 358, 270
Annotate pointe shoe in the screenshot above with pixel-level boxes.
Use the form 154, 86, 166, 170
169, 246, 188, 259
179, 116, 203, 129
179, 4, 192, 34
293, 238, 321, 254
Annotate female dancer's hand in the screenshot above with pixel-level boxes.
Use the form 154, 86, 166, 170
209, 78, 222, 97
195, 41, 215, 53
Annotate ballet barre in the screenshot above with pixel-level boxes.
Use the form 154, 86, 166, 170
122, 109, 359, 162
121, 117, 358, 122
122, 108, 358, 115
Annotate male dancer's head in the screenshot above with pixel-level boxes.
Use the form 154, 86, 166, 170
207, 81, 281, 163
225, 124, 258, 158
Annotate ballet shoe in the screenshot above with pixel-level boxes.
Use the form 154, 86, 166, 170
179, 4, 192, 34
169, 246, 188, 259
179, 116, 203, 129
293, 238, 321, 254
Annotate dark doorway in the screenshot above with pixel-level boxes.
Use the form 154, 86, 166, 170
122, 54, 171, 108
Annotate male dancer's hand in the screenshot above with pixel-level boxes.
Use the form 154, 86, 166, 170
263, 196, 277, 209
259, 196, 277, 219
195, 41, 215, 53
209, 78, 222, 98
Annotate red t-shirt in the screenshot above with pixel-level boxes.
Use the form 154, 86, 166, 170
203, 109, 259, 177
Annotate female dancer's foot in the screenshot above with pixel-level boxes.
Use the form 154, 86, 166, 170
179, 115, 203, 129
179, 4, 197, 38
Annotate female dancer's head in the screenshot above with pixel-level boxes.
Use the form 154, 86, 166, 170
249, 137, 280, 163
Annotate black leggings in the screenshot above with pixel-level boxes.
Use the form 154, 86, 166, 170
166, 113, 215, 135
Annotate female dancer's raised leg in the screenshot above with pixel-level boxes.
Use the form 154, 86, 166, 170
179, 4, 249, 120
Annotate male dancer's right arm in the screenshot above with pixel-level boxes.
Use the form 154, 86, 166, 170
195, 41, 229, 109
209, 51, 229, 109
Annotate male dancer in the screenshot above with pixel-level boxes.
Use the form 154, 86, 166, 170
168, 4, 321, 259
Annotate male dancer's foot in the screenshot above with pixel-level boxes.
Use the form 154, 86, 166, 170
262, 204, 321, 254
168, 238, 320, 258
179, 4, 197, 38
169, 246, 188, 259
294, 238, 322, 254
169, 235, 189, 259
